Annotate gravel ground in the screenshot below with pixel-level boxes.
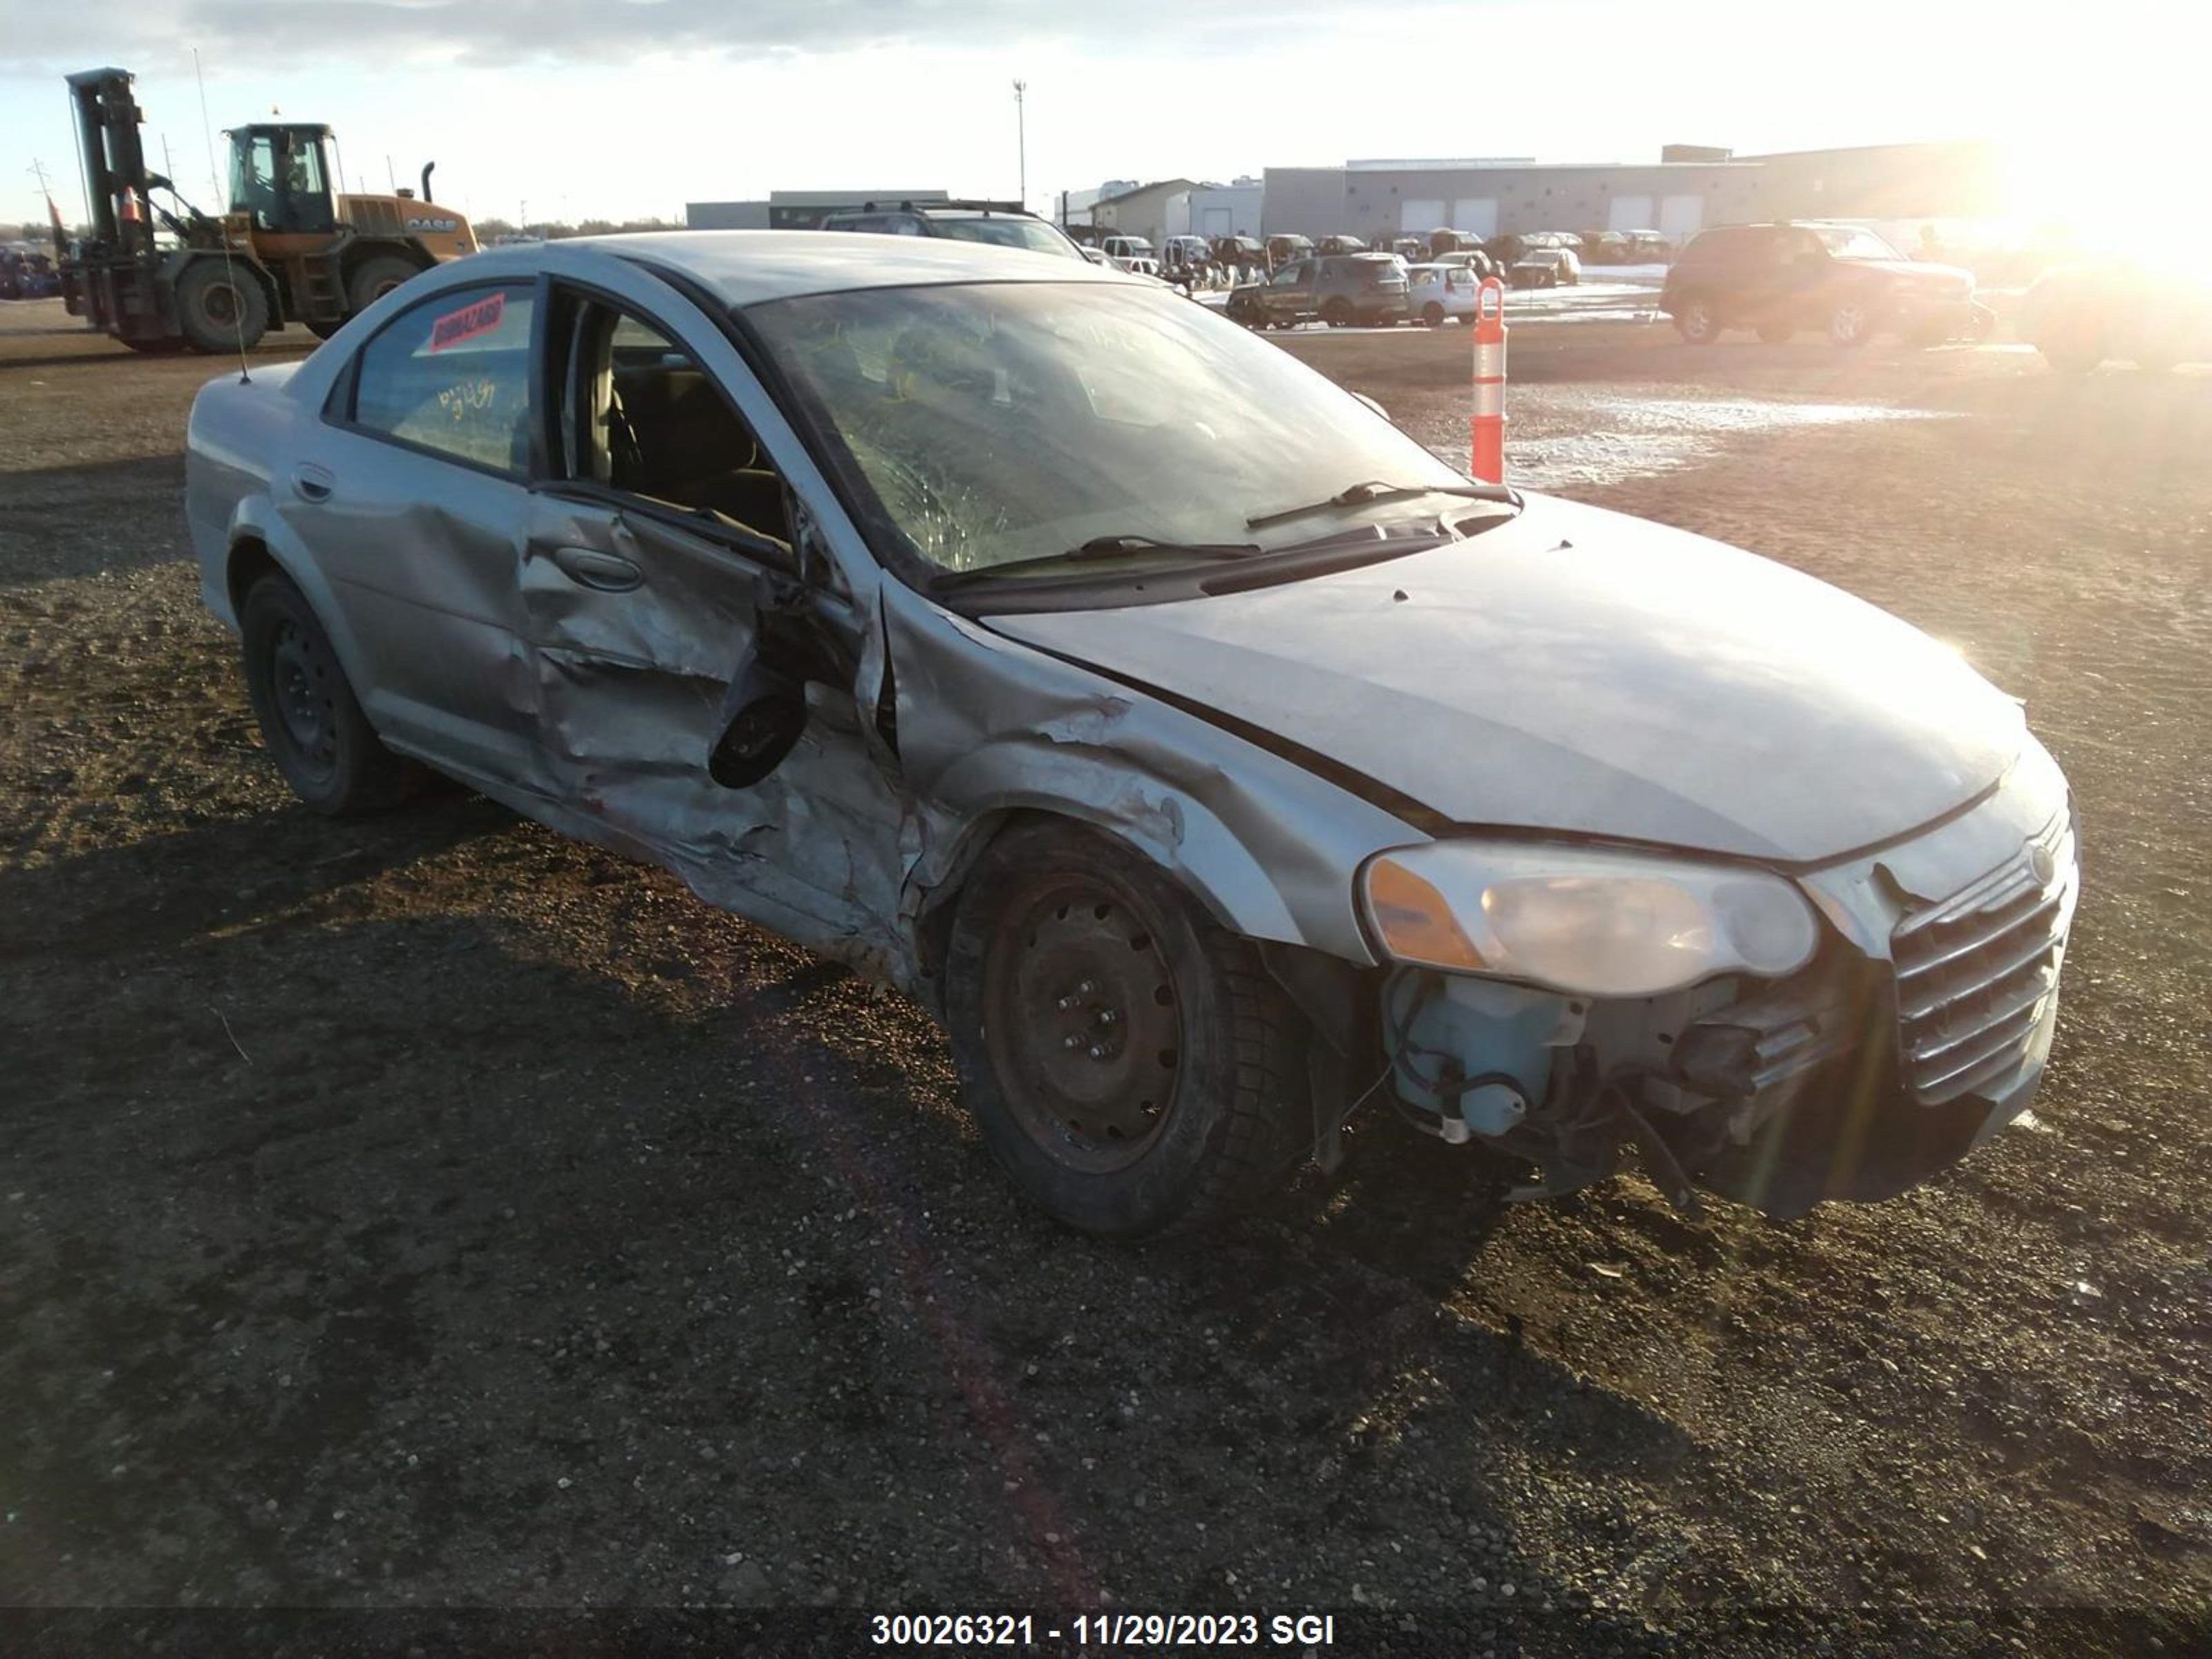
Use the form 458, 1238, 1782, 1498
1, 296, 2207, 1655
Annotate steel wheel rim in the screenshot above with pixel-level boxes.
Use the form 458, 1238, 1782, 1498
1685, 303, 1712, 337
269, 621, 337, 780
982, 872, 1183, 1174
203, 281, 242, 326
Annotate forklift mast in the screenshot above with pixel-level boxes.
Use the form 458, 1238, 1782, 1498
64, 67, 156, 260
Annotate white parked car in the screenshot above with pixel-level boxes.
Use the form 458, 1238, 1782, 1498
1406, 262, 1483, 326
1100, 234, 1162, 278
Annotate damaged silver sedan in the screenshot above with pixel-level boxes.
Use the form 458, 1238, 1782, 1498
185, 233, 2079, 1236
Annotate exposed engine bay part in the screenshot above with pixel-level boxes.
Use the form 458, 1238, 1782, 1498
1375, 944, 1920, 1219
1383, 971, 1584, 1138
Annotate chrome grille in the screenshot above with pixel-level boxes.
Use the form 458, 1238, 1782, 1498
1891, 809, 2077, 1105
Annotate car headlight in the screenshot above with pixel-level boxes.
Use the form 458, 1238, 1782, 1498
1360, 841, 1820, 998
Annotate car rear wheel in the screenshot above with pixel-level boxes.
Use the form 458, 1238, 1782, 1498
1321, 298, 1353, 328
943, 821, 1306, 1237
240, 572, 418, 815
1675, 298, 1721, 344
1423, 301, 1446, 328
1828, 301, 1877, 348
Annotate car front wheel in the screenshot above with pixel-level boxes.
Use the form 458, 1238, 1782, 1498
943, 821, 1306, 1237
1423, 301, 1446, 328
1829, 300, 1877, 348
240, 572, 417, 814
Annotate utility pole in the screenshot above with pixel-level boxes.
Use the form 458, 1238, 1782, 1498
1012, 79, 1027, 210
29, 157, 64, 245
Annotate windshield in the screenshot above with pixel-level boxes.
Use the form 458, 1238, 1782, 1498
1812, 225, 1904, 261
750, 281, 1478, 580
933, 216, 1084, 260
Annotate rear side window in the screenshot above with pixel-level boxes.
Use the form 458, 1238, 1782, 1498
349, 283, 536, 475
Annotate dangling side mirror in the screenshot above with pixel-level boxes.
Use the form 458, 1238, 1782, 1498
709, 652, 807, 789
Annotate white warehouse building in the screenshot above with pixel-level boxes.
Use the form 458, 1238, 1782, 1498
1163, 180, 1264, 242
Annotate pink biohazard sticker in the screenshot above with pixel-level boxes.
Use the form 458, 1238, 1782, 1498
428, 290, 505, 353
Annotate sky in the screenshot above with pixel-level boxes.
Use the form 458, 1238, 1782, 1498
0, 0, 2195, 234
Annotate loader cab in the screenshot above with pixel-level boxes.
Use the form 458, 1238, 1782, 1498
228, 124, 337, 236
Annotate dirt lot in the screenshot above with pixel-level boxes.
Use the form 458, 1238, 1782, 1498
2, 294, 2207, 1652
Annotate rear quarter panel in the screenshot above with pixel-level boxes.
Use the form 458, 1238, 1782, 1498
186, 365, 313, 631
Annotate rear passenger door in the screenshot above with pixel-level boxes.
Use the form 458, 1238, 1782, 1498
301, 279, 541, 782
514, 278, 910, 961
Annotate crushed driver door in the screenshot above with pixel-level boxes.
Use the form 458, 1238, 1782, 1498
515, 485, 912, 982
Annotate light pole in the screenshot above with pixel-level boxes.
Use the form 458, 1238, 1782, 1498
1012, 79, 1027, 209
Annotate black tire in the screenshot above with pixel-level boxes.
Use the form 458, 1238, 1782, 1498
1755, 321, 1794, 344
306, 316, 345, 341
1675, 296, 1721, 344
943, 821, 1306, 1237
345, 253, 422, 316
1321, 298, 1353, 328
1828, 299, 1877, 348
2037, 343, 2103, 374
1423, 301, 1447, 328
239, 572, 415, 815
175, 260, 270, 353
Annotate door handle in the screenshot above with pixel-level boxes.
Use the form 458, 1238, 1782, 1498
552, 546, 644, 592
292, 465, 334, 503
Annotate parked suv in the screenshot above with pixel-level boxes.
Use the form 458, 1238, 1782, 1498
817, 203, 1086, 263
1231, 252, 1410, 329
1660, 221, 1989, 347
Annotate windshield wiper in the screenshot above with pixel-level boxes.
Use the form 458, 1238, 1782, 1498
1246, 480, 1521, 530
934, 534, 1262, 587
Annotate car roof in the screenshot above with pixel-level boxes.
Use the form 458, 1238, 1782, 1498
568, 230, 1124, 306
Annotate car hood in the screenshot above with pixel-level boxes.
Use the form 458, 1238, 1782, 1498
984, 496, 2026, 865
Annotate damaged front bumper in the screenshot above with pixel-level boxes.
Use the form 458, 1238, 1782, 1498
1376, 743, 2077, 1217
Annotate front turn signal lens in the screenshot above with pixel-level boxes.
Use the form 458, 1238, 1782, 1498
1364, 855, 1487, 972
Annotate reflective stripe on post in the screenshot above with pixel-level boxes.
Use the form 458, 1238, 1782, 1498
1470, 276, 1507, 484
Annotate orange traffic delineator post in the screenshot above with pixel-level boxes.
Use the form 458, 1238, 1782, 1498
1471, 276, 1507, 483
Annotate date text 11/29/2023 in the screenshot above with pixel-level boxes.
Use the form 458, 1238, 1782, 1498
870, 1612, 1338, 1647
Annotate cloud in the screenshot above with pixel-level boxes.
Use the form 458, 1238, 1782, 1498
3, 0, 1391, 75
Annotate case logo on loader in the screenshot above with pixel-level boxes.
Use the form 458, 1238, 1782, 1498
406, 216, 460, 234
